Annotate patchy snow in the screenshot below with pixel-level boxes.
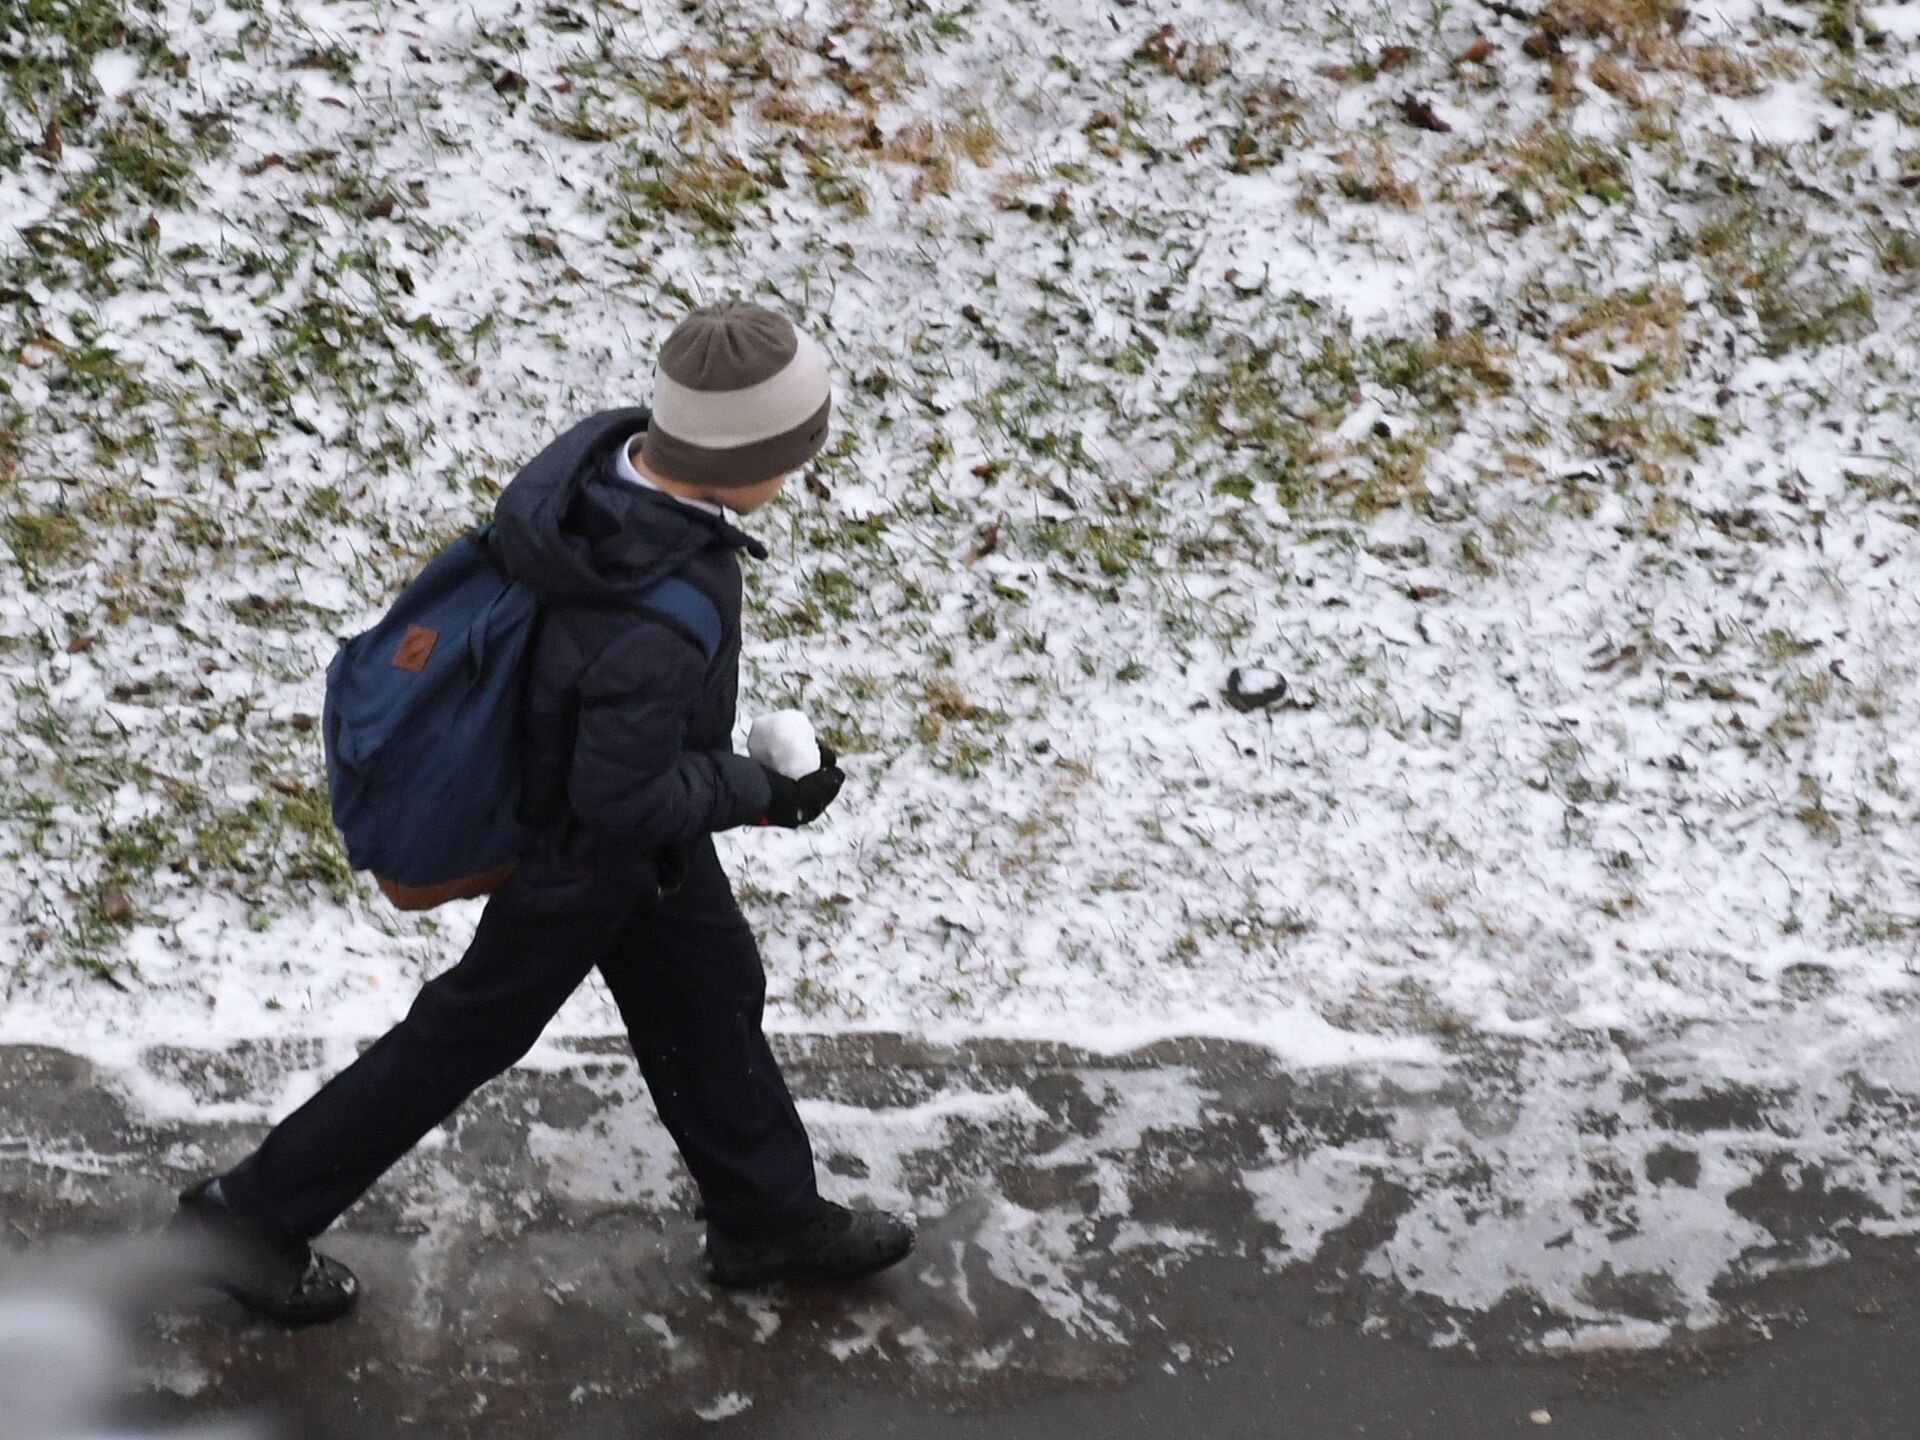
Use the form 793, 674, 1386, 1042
86, 50, 143, 101
691, 1391, 753, 1421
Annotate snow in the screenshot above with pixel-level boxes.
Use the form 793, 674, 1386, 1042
1867, 5, 1920, 43
691, 1392, 753, 1421
87, 51, 142, 100
747, 710, 821, 781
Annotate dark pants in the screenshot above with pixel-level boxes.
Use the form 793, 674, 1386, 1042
220, 838, 820, 1244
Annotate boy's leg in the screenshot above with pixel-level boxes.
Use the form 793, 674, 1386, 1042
220, 883, 633, 1243
596, 837, 821, 1239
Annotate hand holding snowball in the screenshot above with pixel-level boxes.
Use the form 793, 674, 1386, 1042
749, 711, 844, 827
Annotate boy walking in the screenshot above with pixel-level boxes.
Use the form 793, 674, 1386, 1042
171, 304, 914, 1324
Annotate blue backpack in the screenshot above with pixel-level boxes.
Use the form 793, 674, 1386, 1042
321, 525, 721, 910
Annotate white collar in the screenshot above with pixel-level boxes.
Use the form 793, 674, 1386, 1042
616, 433, 728, 518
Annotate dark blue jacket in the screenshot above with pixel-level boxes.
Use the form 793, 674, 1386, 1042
487, 407, 773, 912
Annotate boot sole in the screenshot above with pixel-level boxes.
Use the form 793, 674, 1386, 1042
214, 1283, 359, 1327
706, 1238, 914, 1289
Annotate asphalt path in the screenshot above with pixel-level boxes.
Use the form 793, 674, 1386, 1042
0, 1039, 1912, 1439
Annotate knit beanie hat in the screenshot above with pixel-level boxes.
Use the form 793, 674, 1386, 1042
640, 303, 833, 490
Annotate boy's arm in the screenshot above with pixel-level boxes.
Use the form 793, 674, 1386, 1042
567, 623, 773, 848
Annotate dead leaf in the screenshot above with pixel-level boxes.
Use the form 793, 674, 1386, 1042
964, 520, 1002, 566
101, 888, 134, 925
1398, 93, 1452, 134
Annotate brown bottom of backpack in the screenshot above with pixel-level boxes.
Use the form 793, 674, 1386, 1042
377, 862, 519, 911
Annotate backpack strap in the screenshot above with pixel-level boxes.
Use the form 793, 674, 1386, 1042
636, 576, 723, 668
471, 521, 722, 668
468, 523, 511, 579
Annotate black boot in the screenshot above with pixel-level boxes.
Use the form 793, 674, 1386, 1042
168, 1178, 359, 1326
705, 1200, 915, 1288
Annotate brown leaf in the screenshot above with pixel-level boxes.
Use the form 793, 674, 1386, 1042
493, 69, 528, 95
964, 520, 1002, 566
1457, 35, 1495, 64
1398, 93, 1452, 134
101, 888, 134, 925
1378, 45, 1418, 71
1522, 30, 1561, 59
1406, 584, 1450, 602
364, 192, 397, 220
241, 153, 285, 177
1587, 644, 1638, 673
67, 633, 94, 654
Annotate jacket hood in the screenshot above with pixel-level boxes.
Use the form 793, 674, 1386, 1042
490, 407, 768, 605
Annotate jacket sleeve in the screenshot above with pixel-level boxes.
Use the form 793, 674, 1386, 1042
567, 622, 773, 846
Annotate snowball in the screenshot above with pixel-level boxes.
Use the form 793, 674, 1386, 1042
748, 710, 821, 779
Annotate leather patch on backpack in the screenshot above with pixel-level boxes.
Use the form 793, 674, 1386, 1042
392, 624, 438, 673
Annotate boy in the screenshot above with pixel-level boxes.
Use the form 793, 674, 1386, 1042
170, 303, 914, 1325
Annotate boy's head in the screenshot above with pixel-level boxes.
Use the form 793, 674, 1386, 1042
641, 303, 832, 514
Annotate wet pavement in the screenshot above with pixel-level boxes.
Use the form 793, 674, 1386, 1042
1, 1036, 1914, 1438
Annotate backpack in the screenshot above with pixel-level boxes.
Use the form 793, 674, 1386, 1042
321, 524, 722, 911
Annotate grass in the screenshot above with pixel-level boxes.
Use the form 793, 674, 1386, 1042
1, 0, 1915, 1009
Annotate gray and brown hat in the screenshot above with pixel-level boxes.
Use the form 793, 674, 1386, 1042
640, 303, 833, 490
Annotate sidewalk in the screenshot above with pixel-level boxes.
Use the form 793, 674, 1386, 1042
1, 1037, 1913, 1438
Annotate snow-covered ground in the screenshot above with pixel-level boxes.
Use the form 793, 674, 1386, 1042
4, 0, 1918, 1345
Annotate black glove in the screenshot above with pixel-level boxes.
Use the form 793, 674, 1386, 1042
757, 745, 844, 828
